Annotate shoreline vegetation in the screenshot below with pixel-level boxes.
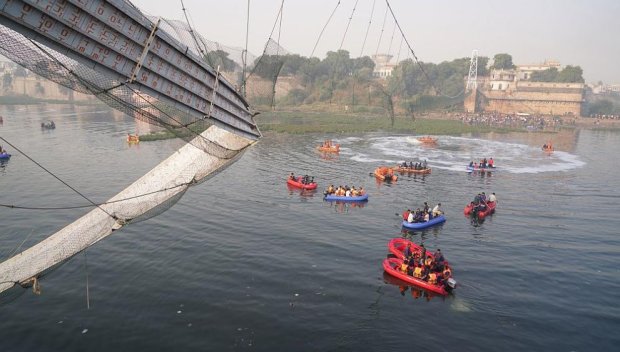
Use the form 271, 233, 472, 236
1, 97, 618, 137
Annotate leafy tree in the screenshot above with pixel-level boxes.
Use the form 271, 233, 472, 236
529, 66, 584, 83
252, 55, 284, 80
205, 50, 238, 72
556, 65, 584, 83
490, 53, 515, 70
13, 67, 28, 77
530, 67, 559, 82
588, 99, 614, 115
2, 73, 12, 89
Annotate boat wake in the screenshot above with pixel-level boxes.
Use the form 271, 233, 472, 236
337, 135, 585, 174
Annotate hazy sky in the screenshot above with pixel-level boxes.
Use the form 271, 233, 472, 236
131, 0, 620, 83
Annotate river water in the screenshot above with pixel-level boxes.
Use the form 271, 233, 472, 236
0, 105, 619, 351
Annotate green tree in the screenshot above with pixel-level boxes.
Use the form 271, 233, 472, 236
556, 65, 584, 83
530, 67, 559, 82
2, 73, 12, 89
13, 67, 28, 77
588, 99, 614, 115
205, 50, 238, 72
490, 53, 515, 70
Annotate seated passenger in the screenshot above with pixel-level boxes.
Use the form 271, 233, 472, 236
428, 272, 437, 284
403, 209, 411, 221
400, 260, 409, 274
358, 187, 365, 195
407, 211, 415, 223
423, 211, 430, 222
289, 172, 296, 180
413, 264, 423, 278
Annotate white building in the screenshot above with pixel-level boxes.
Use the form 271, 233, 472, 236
371, 54, 396, 79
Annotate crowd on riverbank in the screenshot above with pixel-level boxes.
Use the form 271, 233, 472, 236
456, 112, 565, 130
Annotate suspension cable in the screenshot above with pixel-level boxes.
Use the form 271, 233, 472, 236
0, 136, 115, 218
242, 0, 285, 85
339, 0, 359, 51
374, 4, 388, 57
310, 0, 341, 57
384, 0, 463, 98
359, 0, 376, 57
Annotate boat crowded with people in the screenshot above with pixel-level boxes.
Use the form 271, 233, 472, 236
464, 192, 497, 221
464, 200, 496, 220
384, 238, 456, 295
317, 139, 340, 153
395, 160, 431, 174
323, 184, 368, 202
466, 157, 496, 173
402, 214, 446, 230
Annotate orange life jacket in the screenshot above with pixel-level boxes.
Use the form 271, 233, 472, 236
428, 273, 437, 284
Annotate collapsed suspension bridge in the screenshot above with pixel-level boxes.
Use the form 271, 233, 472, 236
0, 0, 260, 295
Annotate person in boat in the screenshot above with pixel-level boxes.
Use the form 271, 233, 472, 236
325, 184, 334, 195
413, 263, 423, 279
409, 161, 414, 169
423, 211, 430, 222
0, 145, 4, 154
403, 209, 411, 221
488, 192, 497, 203
403, 242, 413, 259
400, 259, 409, 274
480, 192, 487, 203
419, 244, 426, 265
469, 161, 474, 168
423, 202, 429, 213
345, 187, 351, 197
442, 264, 452, 280
488, 158, 494, 168
358, 187, 365, 195
407, 211, 415, 223
432, 203, 442, 217
289, 172, 295, 181
422, 159, 428, 169
427, 271, 438, 284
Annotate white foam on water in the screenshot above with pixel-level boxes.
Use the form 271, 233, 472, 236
348, 135, 585, 174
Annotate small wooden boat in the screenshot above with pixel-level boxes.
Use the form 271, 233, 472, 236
394, 166, 431, 174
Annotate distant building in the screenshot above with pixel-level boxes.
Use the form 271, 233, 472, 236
371, 54, 396, 79
465, 60, 585, 116
516, 60, 561, 80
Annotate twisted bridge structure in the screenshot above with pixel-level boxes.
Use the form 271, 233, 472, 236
0, 0, 260, 295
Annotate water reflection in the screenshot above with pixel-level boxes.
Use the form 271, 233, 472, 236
324, 200, 367, 213
286, 184, 317, 198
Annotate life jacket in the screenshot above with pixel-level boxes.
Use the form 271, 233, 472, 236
400, 263, 408, 273
425, 257, 433, 267
428, 273, 437, 284
413, 267, 423, 278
